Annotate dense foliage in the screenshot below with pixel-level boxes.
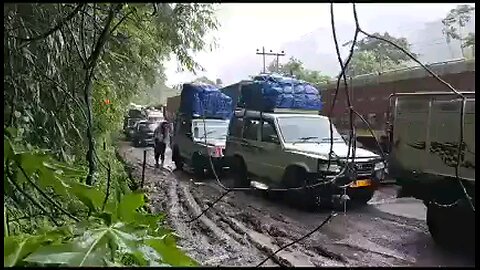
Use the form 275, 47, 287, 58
4, 3, 218, 266
442, 4, 475, 57
267, 57, 331, 85
346, 32, 416, 75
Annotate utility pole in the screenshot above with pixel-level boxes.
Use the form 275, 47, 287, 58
256, 47, 286, 73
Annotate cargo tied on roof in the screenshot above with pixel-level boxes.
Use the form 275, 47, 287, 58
222, 74, 323, 112
179, 83, 234, 120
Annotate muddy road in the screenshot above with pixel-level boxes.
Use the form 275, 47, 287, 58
118, 141, 474, 267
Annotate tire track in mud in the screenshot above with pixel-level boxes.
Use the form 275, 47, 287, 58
118, 143, 278, 266
177, 183, 278, 266
187, 181, 348, 267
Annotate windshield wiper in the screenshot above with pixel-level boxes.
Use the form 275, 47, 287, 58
292, 136, 319, 144
320, 137, 343, 142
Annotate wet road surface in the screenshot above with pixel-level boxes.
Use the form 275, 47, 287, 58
118, 141, 475, 267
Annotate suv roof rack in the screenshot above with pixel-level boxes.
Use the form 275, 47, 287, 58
234, 107, 320, 114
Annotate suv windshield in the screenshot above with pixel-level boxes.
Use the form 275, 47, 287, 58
277, 116, 344, 144
192, 122, 228, 140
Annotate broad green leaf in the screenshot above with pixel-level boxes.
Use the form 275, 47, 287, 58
145, 237, 198, 267
5, 127, 17, 138
37, 165, 69, 196
70, 183, 105, 213
137, 245, 163, 266
133, 212, 165, 229
23, 244, 82, 265
4, 236, 43, 267
70, 228, 111, 266
4, 136, 14, 163
117, 192, 145, 223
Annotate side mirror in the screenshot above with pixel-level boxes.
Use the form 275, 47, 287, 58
269, 135, 280, 144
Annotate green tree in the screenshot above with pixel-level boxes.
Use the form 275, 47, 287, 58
4, 3, 218, 266
347, 32, 415, 75
267, 57, 331, 85
442, 4, 475, 57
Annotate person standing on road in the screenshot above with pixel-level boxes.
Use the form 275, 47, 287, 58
154, 120, 170, 168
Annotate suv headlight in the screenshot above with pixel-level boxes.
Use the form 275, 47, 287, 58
318, 162, 341, 173
374, 161, 385, 171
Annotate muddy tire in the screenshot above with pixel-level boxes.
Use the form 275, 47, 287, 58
133, 138, 142, 147
426, 202, 475, 249
192, 152, 206, 179
232, 156, 249, 187
348, 188, 375, 204
172, 146, 183, 170
283, 167, 318, 211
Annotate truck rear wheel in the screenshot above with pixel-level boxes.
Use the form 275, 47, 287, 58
427, 202, 456, 246
426, 201, 474, 249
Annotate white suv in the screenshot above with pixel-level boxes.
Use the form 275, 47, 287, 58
225, 109, 385, 208
171, 115, 230, 177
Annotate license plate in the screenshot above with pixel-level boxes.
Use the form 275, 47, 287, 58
350, 179, 371, 188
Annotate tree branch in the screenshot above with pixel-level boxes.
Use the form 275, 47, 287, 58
15, 4, 84, 43
109, 10, 135, 35
6, 173, 60, 227
83, 3, 123, 185
18, 165, 80, 222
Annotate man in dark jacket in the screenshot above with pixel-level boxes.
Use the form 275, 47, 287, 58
153, 121, 170, 168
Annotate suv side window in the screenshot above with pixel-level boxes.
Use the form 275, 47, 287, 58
261, 120, 279, 143
243, 118, 260, 140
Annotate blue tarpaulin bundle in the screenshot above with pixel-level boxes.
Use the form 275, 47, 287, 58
240, 74, 322, 112
179, 83, 234, 119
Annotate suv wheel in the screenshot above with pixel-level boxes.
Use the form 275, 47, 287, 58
232, 156, 249, 187
347, 187, 375, 204
283, 167, 318, 211
192, 153, 206, 178
172, 146, 183, 170
133, 138, 141, 147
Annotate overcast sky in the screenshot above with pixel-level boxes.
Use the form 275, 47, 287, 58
164, 3, 473, 87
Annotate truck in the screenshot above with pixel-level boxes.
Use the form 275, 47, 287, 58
386, 91, 475, 248
166, 95, 181, 122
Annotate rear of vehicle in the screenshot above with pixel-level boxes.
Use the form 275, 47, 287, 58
170, 83, 234, 177
146, 110, 164, 123
171, 117, 229, 177
387, 92, 475, 248
124, 109, 145, 140
132, 121, 158, 147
